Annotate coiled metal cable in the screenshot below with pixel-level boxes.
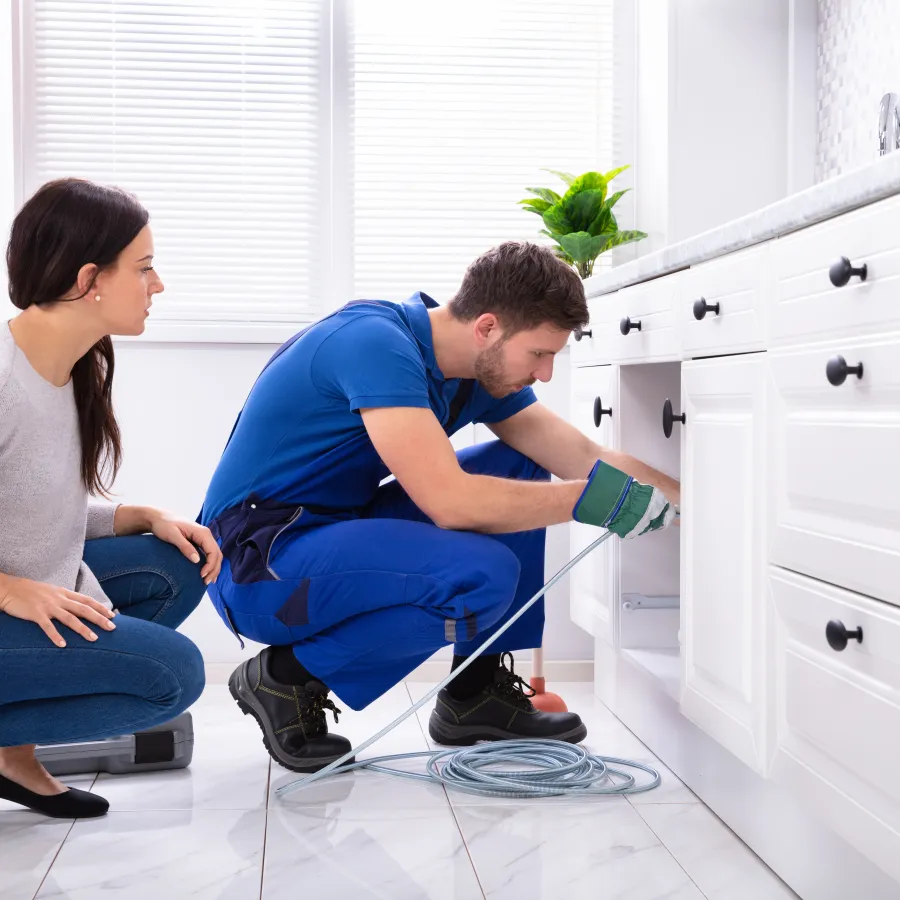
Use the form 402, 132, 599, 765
275, 528, 662, 800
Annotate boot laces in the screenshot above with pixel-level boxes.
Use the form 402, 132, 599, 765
292, 686, 342, 737
493, 652, 536, 710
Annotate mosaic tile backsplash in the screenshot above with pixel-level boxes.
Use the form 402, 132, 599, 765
817, 0, 900, 181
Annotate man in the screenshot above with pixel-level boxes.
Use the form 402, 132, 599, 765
199, 242, 679, 773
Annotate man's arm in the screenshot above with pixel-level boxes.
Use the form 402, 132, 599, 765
361, 407, 586, 534
486, 402, 680, 506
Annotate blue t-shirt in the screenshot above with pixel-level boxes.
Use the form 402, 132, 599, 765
199, 293, 536, 525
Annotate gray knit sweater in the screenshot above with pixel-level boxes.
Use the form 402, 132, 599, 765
0, 321, 119, 609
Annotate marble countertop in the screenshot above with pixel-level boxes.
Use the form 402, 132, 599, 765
583, 151, 900, 297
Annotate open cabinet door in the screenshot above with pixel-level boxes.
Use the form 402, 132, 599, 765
569, 364, 619, 644
680, 354, 768, 774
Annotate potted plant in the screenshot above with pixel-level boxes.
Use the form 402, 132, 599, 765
519, 166, 647, 279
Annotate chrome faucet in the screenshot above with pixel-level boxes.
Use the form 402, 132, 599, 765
878, 92, 900, 155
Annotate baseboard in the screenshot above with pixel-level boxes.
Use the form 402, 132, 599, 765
203, 659, 594, 685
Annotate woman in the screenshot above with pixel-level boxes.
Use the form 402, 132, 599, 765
0, 178, 222, 818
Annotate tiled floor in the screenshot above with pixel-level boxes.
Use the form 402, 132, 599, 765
2, 682, 797, 899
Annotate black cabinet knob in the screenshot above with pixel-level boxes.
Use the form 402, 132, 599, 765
574, 326, 592, 342
620, 316, 642, 335
593, 396, 612, 427
826, 619, 863, 652
829, 256, 868, 287
826, 355, 864, 386
693, 297, 720, 320
662, 398, 685, 438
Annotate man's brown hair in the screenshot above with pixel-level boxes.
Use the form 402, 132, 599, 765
448, 241, 589, 334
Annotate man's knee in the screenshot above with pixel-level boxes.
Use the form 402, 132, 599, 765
456, 538, 522, 636
457, 439, 550, 483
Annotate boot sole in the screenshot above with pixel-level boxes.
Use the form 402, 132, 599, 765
228, 662, 355, 774
427, 712, 588, 747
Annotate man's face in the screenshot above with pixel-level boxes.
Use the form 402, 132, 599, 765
474, 321, 571, 398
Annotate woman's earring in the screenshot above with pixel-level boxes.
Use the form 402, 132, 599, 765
94, 295, 101, 302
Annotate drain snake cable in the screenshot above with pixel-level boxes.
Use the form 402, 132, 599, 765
275, 527, 663, 801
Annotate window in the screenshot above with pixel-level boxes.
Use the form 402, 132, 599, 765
16, 0, 613, 336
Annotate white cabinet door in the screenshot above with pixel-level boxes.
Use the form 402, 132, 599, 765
680, 354, 767, 773
570, 364, 619, 643
768, 334, 900, 606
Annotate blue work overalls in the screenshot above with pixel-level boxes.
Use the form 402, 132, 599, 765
201, 298, 549, 711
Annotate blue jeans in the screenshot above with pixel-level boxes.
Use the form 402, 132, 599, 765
0, 535, 206, 747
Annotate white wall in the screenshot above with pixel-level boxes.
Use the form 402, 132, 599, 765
109, 339, 592, 668
618, 0, 792, 256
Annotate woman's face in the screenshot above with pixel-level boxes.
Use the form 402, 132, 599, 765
92, 225, 165, 336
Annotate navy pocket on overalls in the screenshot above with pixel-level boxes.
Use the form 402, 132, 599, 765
212, 495, 304, 585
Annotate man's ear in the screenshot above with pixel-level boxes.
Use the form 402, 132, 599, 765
473, 313, 501, 347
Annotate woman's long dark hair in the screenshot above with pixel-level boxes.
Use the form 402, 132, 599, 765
6, 178, 149, 496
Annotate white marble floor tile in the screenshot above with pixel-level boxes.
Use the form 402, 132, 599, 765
0, 813, 77, 900
35, 808, 267, 900
0, 772, 98, 899
264, 773, 484, 900
636, 803, 799, 899
93, 687, 271, 811
453, 796, 703, 899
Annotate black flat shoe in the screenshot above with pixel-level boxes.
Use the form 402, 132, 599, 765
0, 773, 109, 818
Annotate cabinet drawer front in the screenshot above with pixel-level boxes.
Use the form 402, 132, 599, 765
769, 567, 900, 881
770, 193, 900, 346
680, 244, 767, 356
605, 277, 679, 363
570, 295, 614, 366
768, 335, 900, 604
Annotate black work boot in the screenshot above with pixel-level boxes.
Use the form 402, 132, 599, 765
228, 647, 354, 773
428, 652, 588, 746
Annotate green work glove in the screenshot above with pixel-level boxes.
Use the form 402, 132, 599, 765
573, 460, 674, 539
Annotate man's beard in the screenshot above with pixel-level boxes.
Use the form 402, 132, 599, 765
474, 340, 514, 398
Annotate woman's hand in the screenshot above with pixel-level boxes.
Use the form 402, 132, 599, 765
0, 574, 117, 647
146, 510, 223, 586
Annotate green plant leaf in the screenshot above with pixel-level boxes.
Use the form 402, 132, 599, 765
563, 188, 606, 232
604, 189, 629, 211
542, 204, 574, 235
556, 231, 607, 263
596, 229, 648, 253
525, 187, 562, 204
562, 171, 608, 206
518, 198, 552, 215
541, 168, 576, 186
588, 206, 613, 236
603, 164, 630, 183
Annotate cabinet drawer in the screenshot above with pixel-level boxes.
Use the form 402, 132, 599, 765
768, 335, 900, 604
679, 244, 767, 356
570, 295, 614, 366
605, 276, 679, 363
768, 567, 900, 882
770, 193, 900, 346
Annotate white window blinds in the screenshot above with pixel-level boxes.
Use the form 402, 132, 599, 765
347, 0, 614, 303
21, 0, 329, 326
18, 0, 613, 331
